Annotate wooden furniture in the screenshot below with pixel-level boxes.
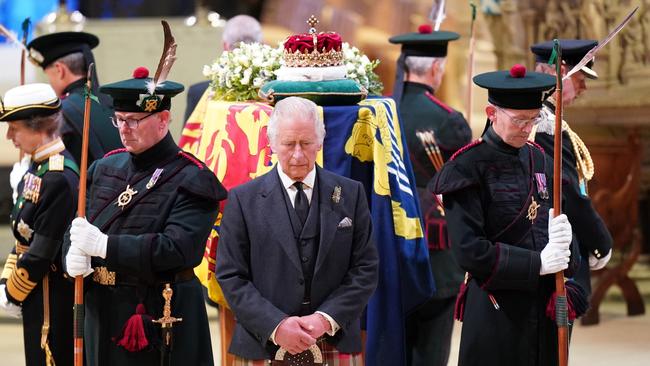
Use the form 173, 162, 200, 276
579, 131, 646, 325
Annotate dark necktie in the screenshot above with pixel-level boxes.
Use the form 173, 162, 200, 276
293, 181, 309, 226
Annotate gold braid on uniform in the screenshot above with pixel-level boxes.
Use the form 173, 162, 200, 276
1, 253, 18, 280
562, 121, 595, 182
40, 274, 56, 366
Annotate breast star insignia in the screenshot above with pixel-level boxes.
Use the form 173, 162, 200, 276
17, 219, 33, 241
116, 185, 138, 209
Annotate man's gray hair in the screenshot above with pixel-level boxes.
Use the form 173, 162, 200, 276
404, 56, 446, 76
535, 62, 556, 75
23, 110, 63, 136
223, 15, 263, 48
55, 52, 86, 76
267, 97, 325, 146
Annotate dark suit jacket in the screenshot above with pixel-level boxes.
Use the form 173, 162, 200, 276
216, 165, 379, 360
184, 80, 210, 124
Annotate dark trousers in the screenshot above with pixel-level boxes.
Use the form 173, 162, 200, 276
406, 296, 456, 366
22, 272, 74, 366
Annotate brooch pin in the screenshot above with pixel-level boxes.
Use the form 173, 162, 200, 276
146, 168, 164, 189
332, 185, 341, 203
116, 185, 138, 209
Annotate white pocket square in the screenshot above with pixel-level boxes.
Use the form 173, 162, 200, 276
337, 217, 352, 228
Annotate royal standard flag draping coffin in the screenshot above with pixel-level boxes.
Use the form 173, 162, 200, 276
180, 96, 435, 366
180, 91, 276, 306
323, 98, 435, 366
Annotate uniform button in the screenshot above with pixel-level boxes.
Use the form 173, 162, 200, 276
298, 278, 304, 285
301, 256, 308, 263
301, 240, 308, 247
37, 165, 42, 171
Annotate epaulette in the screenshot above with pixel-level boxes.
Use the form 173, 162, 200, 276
425, 91, 453, 114
103, 148, 128, 158
526, 140, 545, 154
178, 151, 204, 169
450, 138, 483, 161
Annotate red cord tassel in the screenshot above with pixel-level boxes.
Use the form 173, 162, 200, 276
116, 303, 150, 352
545, 280, 588, 322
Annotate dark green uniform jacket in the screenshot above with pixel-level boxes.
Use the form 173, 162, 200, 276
533, 100, 613, 294
400, 82, 472, 366
400, 81, 472, 298
1, 140, 79, 366
61, 78, 123, 166
64, 133, 227, 366
431, 127, 580, 366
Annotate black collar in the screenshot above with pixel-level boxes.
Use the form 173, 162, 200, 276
403, 81, 434, 96
483, 126, 520, 155
62, 78, 87, 96
130, 132, 179, 171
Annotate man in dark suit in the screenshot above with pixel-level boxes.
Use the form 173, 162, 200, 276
27, 31, 123, 166
184, 15, 263, 123
216, 97, 378, 364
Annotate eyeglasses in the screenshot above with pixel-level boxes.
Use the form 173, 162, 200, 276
495, 106, 545, 127
110, 112, 156, 129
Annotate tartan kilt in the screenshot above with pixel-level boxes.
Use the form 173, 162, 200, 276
232, 338, 363, 366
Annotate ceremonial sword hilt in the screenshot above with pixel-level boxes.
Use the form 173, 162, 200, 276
153, 284, 183, 345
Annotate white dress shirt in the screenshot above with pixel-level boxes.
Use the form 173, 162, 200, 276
271, 166, 340, 344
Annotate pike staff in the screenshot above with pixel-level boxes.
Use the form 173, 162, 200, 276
550, 40, 569, 366
465, 2, 477, 125
74, 62, 96, 366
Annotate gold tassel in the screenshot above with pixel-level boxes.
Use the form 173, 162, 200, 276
40, 274, 56, 366
42, 340, 56, 366
563, 121, 595, 182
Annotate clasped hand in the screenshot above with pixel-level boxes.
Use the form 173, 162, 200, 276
275, 314, 331, 355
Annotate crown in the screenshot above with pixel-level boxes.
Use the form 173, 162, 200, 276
282, 15, 344, 68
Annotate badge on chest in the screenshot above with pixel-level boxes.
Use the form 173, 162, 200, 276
22, 173, 42, 204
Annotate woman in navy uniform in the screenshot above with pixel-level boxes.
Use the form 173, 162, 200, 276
431, 66, 583, 365
64, 66, 227, 366
0, 83, 79, 366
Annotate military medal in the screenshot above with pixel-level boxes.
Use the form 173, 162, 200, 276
17, 219, 33, 241
331, 185, 341, 203
146, 168, 164, 189
116, 185, 138, 209
534, 173, 549, 200
22, 173, 42, 203
526, 197, 540, 222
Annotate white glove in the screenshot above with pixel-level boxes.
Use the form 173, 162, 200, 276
0, 284, 22, 318
65, 246, 94, 278
547, 209, 572, 244
540, 209, 572, 275
589, 249, 612, 270
70, 217, 108, 258
10, 156, 30, 203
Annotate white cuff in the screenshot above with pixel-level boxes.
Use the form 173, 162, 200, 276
270, 320, 282, 345
316, 311, 340, 336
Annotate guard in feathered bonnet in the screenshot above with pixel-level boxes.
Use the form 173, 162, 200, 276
62, 20, 226, 366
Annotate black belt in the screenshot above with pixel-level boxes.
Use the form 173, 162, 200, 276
92, 267, 195, 286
